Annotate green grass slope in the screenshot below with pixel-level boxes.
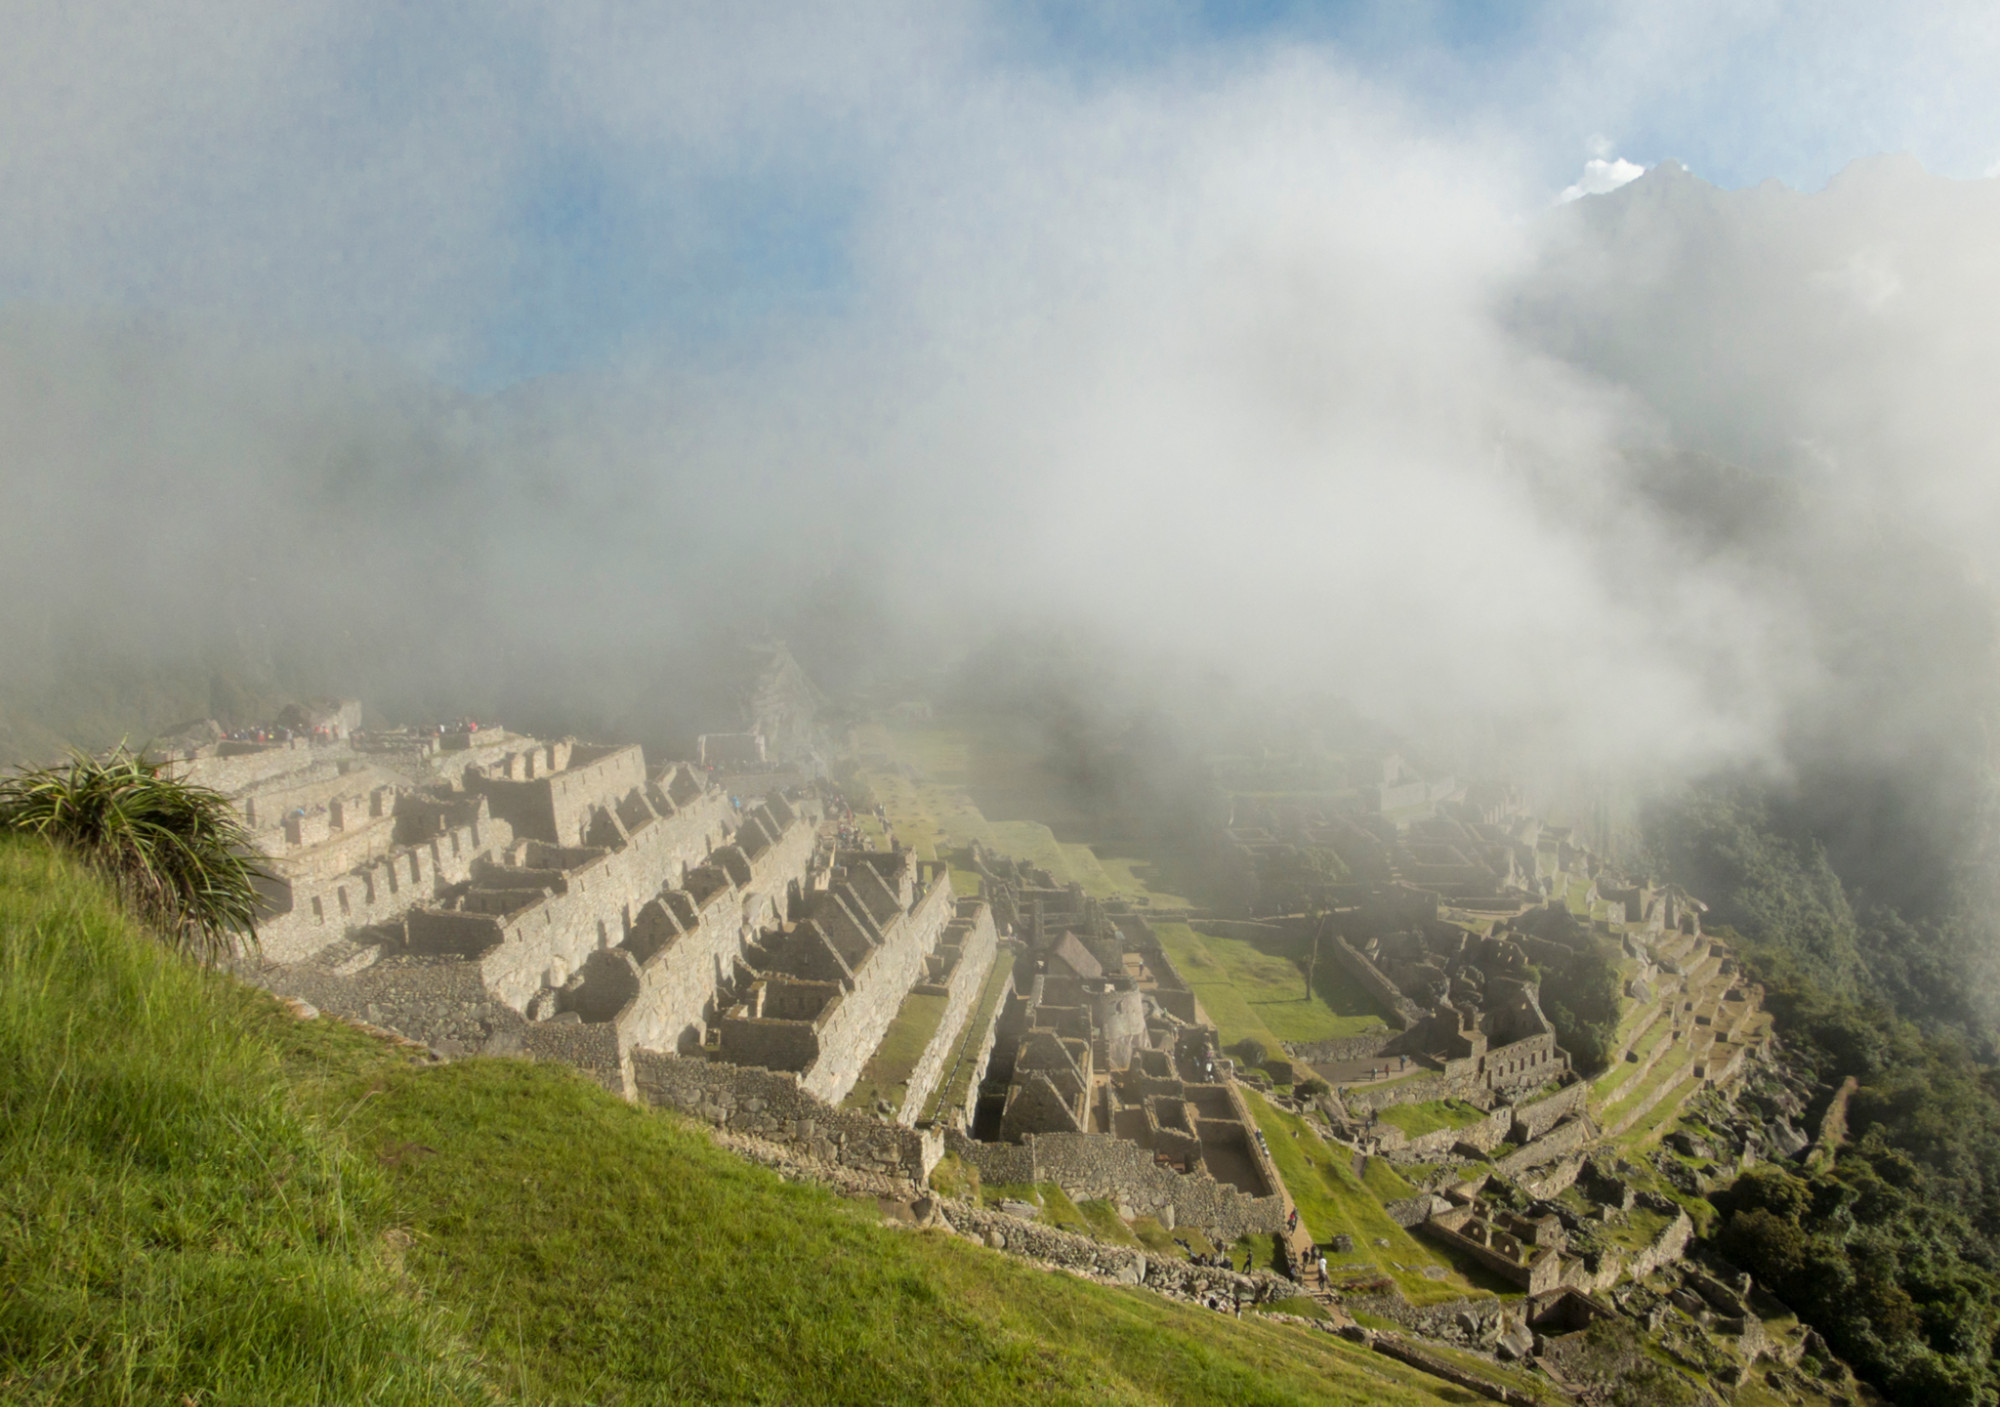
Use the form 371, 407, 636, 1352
2, 837, 1469, 1406
0, 838, 489, 1406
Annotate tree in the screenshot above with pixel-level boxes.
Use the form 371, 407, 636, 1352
1719, 1208, 1809, 1286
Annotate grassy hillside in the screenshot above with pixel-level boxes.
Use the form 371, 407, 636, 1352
0, 838, 488, 1405
0, 836, 1472, 1406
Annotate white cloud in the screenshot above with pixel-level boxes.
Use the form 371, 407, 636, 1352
1558, 155, 1646, 202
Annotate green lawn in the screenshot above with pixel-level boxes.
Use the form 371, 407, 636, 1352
1240, 1090, 1486, 1306
1152, 923, 1388, 1050
844, 991, 950, 1114
1374, 1099, 1489, 1140
2, 836, 1474, 1406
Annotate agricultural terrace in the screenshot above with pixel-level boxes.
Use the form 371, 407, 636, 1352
1372, 1099, 1489, 1140
1241, 1091, 1492, 1306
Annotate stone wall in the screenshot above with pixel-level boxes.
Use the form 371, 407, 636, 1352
471, 742, 650, 845
1350, 1293, 1508, 1342
1368, 1336, 1540, 1407
1385, 1106, 1514, 1159
1520, 1155, 1584, 1200
1418, 1215, 1562, 1294
1118, 917, 1198, 1023
895, 903, 998, 1124
1600, 1057, 1699, 1137
945, 1128, 1289, 1242
616, 801, 816, 1057
172, 739, 321, 796
1288, 1032, 1400, 1064
1343, 1073, 1454, 1115
937, 1200, 1293, 1304
258, 806, 510, 964
925, 958, 1017, 1134
234, 762, 353, 830
261, 786, 812, 1100
477, 789, 738, 1013
1510, 1079, 1589, 1141
1328, 934, 1421, 1027
1350, 1060, 1583, 1129
1384, 1194, 1453, 1227
803, 874, 957, 1105
1493, 1115, 1598, 1178
1482, 1032, 1563, 1094
1567, 1202, 1694, 1294
524, 1019, 631, 1096
256, 950, 524, 1055
267, 810, 399, 884
944, 1128, 1034, 1183
633, 1051, 942, 1183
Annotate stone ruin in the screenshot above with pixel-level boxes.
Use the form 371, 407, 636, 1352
146, 702, 1285, 1244
1228, 796, 1775, 1313
937, 843, 1289, 1238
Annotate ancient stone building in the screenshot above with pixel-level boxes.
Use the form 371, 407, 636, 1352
718, 850, 964, 1104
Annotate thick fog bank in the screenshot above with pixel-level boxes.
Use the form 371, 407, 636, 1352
10, 117, 2000, 1013
10, 149, 1998, 770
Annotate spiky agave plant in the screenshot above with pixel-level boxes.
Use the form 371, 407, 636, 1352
0, 747, 270, 961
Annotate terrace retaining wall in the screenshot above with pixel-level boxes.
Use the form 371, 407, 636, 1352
943, 1128, 1288, 1241
634, 1051, 942, 1183
895, 904, 998, 1124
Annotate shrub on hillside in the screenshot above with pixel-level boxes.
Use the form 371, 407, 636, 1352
0, 748, 267, 961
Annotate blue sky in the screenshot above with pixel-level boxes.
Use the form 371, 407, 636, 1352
2, 1, 1996, 391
